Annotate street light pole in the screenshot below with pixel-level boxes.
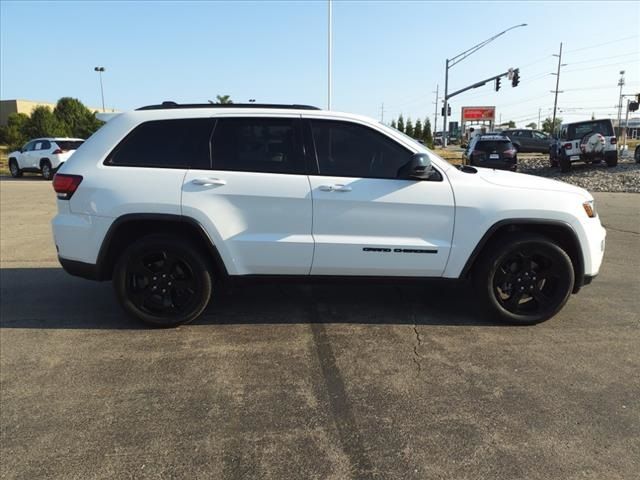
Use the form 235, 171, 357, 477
94, 66, 106, 112
327, 0, 332, 110
442, 23, 527, 147
433, 84, 439, 141
616, 70, 626, 144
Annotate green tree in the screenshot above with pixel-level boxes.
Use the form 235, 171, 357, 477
423, 118, 433, 148
215, 95, 233, 104
397, 114, 405, 133
501, 120, 516, 128
0, 113, 31, 150
542, 117, 562, 134
390, 119, 397, 129
526, 122, 537, 129
24, 106, 68, 139
405, 118, 414, 138
54, 97, 102, 138
413, 119, 423, 139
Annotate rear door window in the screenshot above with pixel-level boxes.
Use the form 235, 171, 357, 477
106, 119, 214, 169
210, 117, 304, 174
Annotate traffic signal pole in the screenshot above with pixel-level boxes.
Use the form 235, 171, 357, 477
443, 59, 449, 147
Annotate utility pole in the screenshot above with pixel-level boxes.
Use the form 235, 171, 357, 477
327, 0, 332, 110
616, 70, 625, 143
380, 102, 385, 123
551, 42, 563, 137
538, 108, 541, 130
433, 84, 439, 139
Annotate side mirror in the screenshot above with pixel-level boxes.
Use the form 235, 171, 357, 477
398, 153, 433, 179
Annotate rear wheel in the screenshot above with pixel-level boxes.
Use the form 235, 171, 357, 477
9, 159, 22, 178
40, 160, 53, 180
475, 233, 574, 325
559, 152, 571, 173
605, 151, 618, 167
635, 145, 640, 163
113, 234, 213, 327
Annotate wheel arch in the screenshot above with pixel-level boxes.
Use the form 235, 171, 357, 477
39, 157, 51, 168
460, 219, 585, 293
96, 214, 228, 281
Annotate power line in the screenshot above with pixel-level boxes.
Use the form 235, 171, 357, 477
565, 51, 639, 66
563, 59, 640, 74
564, 35, 638, 54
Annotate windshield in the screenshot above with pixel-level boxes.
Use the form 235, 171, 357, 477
474, 140, 514, 153
568, 121, 613, 139
55, 140, 84, 150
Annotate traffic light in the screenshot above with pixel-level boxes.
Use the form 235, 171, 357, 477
495, 77, 501, 91
441, 104, 451, 116
630, 101, 639, 112
511, 68, 520, 87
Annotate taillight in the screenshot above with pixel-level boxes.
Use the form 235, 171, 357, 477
52, 148, 63, 154
563, 143, 572, 150
610, 137, 617, 145
503, 148, 516, 157
52, 174, 83, 200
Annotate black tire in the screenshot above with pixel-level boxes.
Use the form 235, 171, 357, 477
559, 152, 571, 173
605, 151, 618, 168
635, 145, 640, 163
8, 158, 22, 178
474, 233, 575, 325
40, 160, 53, 180
113, 234, 213, 327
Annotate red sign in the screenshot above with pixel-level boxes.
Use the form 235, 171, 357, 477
462, 106, 495, 121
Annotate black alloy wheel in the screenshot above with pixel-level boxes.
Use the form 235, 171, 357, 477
476, 234, 574, 325
114, 235, 213, 326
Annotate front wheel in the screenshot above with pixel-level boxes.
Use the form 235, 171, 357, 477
113, 234, 213, 327
9, 159, 22, 178
475, 233, 575, 325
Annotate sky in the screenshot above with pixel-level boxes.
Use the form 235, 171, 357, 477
1, 0, 639, 130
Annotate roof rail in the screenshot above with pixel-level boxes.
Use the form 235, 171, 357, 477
136, 102, 321, 111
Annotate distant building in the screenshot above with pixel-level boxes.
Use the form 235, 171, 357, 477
0, 99, 111, 126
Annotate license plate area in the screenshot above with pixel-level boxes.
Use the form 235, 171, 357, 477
570, 155, 580, 161
489, 154, 500, 160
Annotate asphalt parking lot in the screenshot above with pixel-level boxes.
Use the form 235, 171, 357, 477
1, 178, 639, 479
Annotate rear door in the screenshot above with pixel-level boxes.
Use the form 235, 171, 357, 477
182, 115, 314, 275
305, 118, 454, 277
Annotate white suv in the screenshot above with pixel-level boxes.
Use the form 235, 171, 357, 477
550, 119, 618, 172
52, 103, 606, 327
9, 137, 85, 180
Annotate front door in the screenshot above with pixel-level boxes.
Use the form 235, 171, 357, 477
305, 119, 455, 277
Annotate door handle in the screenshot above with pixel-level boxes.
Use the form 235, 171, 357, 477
319, 184, 352, 192
192, 177, 226, 186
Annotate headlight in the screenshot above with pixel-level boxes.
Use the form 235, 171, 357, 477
583, 200, 596, 218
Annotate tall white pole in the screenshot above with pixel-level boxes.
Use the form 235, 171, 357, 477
328, 0, 332, 110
